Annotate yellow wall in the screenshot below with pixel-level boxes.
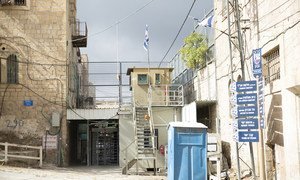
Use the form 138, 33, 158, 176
129, 68, 173, 105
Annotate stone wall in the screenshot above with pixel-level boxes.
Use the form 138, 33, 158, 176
0, 0, 78, 166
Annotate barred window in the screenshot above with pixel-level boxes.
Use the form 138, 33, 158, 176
14, 0, 26, 6
0, 54, 19, 84
0, 0, 26, 6
263, 46, 280, 84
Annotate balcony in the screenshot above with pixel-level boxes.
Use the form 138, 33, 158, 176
150, 84, 184, 107
72, 19, 88, 47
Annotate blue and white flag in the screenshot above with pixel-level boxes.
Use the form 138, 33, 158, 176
198, 15, 215, 27
143, 25, 149, 51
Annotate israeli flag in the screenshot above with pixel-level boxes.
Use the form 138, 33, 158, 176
143, 25, 149, 51
198, 15, 215, 27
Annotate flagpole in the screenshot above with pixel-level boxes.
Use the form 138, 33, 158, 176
144, 25, 156, 175
147, 43, 150, 85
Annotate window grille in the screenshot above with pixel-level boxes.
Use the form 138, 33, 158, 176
14, 0, 26, 6
0, 0, 26, 6
263, 47, 280, 84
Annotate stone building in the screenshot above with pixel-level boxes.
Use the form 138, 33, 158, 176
212, 0, 300, 179
0, 0, 87, 166
170, 0, 300, 179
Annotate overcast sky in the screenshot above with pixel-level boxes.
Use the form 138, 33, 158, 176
77, 0, 213, 64
76, 0, 213, 100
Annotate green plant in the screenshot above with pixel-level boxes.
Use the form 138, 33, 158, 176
179, 32, 208, 69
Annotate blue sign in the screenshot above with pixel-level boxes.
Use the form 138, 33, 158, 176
231, 81, 257, 92
23, 100, 33, 106
236, 93, 257, 105
238, 131, 259, 142
238, 118, 259, 129
237, 106, 258, 117
252, 48, 262, 78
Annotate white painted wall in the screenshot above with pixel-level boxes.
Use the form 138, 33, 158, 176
182, 102, 197, 123
213, 0, 300, 178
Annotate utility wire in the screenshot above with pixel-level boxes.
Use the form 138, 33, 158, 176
72, 0, 155, 42
1, 37, 66, 62
0, 56, 67, 66
158, 0, 197, 67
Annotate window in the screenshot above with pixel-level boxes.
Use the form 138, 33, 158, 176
155, 74, 161, 85
137, 74, 148, 85
14, 0, 26, 6
0, 0, 29, 10
1, 54, 19, 84
263, 46, 280, 84
0, 0, 26, 6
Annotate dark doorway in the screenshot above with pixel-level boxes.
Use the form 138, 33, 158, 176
69, 119, 119, 166
69, 120, 88, 165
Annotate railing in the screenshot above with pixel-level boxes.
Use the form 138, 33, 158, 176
0, 142, 43, 167
121, 139, 137, 174
150, 84, 184, 106
147, 86, 156, 155
72, 19, 87, 37
71, 19, 88, 47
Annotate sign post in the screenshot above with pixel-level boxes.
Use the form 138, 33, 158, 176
252, 48, 266, 180
231, 81, 259, 143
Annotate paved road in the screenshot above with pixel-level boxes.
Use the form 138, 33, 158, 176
0, 165, 167, 180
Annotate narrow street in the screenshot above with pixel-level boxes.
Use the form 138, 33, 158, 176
0, 164, 166, 180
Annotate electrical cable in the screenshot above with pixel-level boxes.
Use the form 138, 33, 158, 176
0, 84, 10, 117
18, 83, 66, 107
258, 10, 300, 34
1, 37, 66, 62
0, 56, 67, 66
72, 0, 155, 42
158, 0, 197, 67
244, 18, 300, 62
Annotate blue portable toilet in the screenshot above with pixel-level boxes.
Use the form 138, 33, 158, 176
167, 122, 207, 180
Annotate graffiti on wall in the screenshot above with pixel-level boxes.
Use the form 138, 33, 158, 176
6, 119, 24, 129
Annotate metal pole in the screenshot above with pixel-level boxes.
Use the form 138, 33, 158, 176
227, 0, 241, 179
86, 120, 90, 166
116, 22, 122, 106
234, 0, 245, 79
234, 0, 256, 178
256, 78, 266, 180
119, 62, 122, 105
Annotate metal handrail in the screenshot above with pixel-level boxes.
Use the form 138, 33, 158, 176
121, 138, 137, 175
149, 84, 184, 106
121, 139, 137, 153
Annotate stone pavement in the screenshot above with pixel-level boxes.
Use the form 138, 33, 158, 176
0, 164, 167, 180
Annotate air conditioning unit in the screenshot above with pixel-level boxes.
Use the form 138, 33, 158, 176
0, 0, 13, 6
